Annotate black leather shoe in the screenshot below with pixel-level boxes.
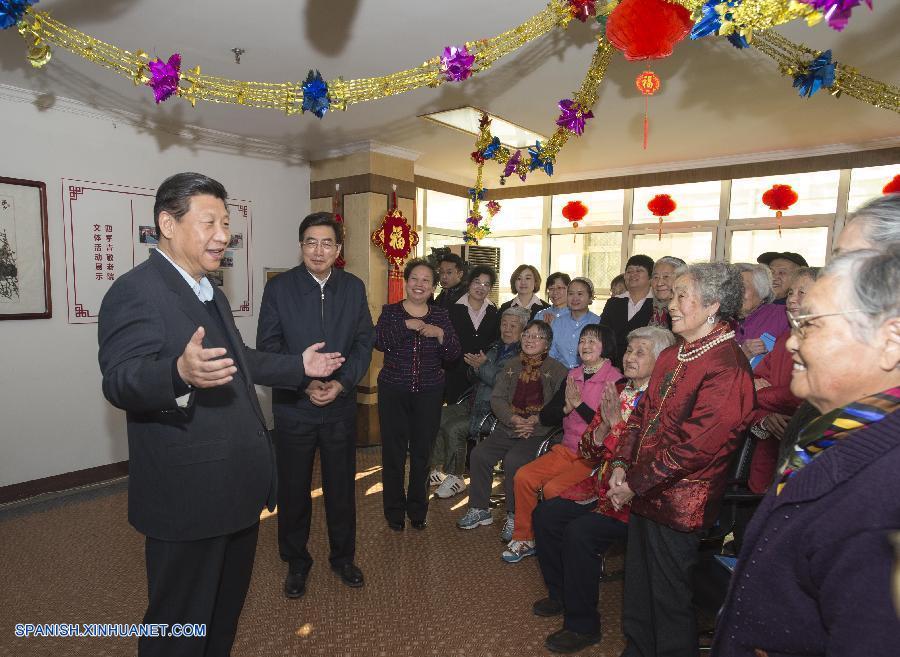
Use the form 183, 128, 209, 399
545, 628, 602, 654
387, 519, 405, 531
532, 597, 564, 617
410, 519, 427, 530
332, 563, 364, 588
284, 570, 308, 599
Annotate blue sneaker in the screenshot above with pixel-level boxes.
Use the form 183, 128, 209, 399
499, 512, 515, 543
502, 540, 536, 563
457, 507, 493, 530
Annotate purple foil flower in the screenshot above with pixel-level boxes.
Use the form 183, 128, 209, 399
556, 99, 594, 135
147, 53, 181, 103
797, 0, 872, 31
503, 150, 522, 179
441, 45, 475, 82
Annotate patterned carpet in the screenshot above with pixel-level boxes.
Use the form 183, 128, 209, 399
0, 447, 627, 657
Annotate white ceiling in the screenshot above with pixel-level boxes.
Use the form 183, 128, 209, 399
1, 0, 898, 185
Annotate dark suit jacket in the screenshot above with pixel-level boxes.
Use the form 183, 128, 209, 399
601, 295, 653, 369
445, 302, 500, 403
98, 250, 305, 541
256, 264, 374, 425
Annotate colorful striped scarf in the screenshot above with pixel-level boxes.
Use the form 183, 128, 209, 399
776, 386, 900, 495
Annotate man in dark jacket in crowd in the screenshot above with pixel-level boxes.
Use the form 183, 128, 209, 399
257, 212, 375, 599
434, 252, 467, 308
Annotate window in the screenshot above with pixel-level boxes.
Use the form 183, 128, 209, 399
632, 232, 713, 263
424, 190, 468, 230
633, 181, 720, 224
424, 233, 464, 254
491, 196, 544, 231
480, 235, 544, 304
729, 227, 829, 266
551, 190, 624, 227
549, 233, 620, 311
730, 171, 840, 218
848, 164, 900, 212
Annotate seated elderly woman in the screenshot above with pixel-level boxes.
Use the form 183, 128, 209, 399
607, 263, 755, 657
713, 245, 900, 657
528, 326, 675, 654
457, 320, 568, 536
733, 262, 789, 368
500, 323, 622, 563
429, 306, 528, 499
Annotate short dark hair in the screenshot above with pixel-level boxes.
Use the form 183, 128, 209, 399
298, 212, 343, 244
579, 323, 617, 362
546, 272, 571, 289
467, 264, 497, 288
510, 264, 542, 295
625, 254, 655, 277
403, 257, 438, 285
437, 253, 466, 272
610, 274, 625, 289
154, 172, 227, 234
523, 319, 553, 346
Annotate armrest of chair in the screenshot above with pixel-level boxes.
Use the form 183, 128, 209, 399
536, 426, 565, 458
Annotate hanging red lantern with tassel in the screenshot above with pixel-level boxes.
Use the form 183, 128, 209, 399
883, 174, 900, 194
606, 0, 692, 150
762, 184, 799, 237
371, 191, 418, 303
562, 200, 589, 241
647, 194, 676, 240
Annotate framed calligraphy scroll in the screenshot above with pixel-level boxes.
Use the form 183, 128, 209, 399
0, 177, 51, 320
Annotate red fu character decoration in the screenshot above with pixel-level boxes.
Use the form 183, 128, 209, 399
762, 184, 799, 237
562, 200, 589, 241
371, 191, 419, 303
606, 0, 692, 149
647, 193, 676, 240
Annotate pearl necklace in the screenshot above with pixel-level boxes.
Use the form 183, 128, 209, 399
582, 359, 607, 375
677, 330, 735, 362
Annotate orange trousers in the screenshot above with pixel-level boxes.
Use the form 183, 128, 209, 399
512, 444, 594, 541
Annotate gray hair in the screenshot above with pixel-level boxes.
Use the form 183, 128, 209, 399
733, 263, 775, 304
792, 266, 821, 283
821, 244, 900, 342
501, 306, 530, 329
675, 263, 744, 321
653, 256, 686, 271
845, 194, 900, 246
627, 326, 676, 359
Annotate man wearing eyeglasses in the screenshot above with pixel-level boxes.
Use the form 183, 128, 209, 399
257, 212, 375, 599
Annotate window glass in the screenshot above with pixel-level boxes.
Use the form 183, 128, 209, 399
729, 227, 828, 266
848, 164, 900, 212
480, 235, 544, 304
551, 190, 625, 227
424, 233, 463, 256
730, 171, 840, 218
490, 196, 544, 231
632, 231, 713, 264
633, 181, 720, 224
549, 232, 620, 311
425, 190, 468, 230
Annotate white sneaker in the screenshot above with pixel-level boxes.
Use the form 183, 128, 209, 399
502, 539, 536, 563
428, 470, 445, 487
435, 474, 467, 499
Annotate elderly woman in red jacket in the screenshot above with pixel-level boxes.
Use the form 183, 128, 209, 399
607, 262, 755, 657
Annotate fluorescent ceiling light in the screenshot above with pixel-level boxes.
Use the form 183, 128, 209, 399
420, 106, 547, 149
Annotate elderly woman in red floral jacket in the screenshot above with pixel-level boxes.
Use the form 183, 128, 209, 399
607, 262, 755, 657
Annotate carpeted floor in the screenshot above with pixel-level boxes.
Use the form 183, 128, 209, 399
0, 447, 627, 657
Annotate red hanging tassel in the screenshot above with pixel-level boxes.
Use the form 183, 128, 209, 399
635, 71, 660, 150
388, 267, 404, 304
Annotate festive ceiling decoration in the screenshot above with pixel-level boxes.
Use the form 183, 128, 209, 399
635, 70, 661, 149
762, 184, 799, 236
371, 199, 419, 303
562, 200, 589, 233
647, 193, 677, 239
795, 0, 873, 32
464, 114, 498, 245
882, 175, 900, 194
606, 0, 693, 61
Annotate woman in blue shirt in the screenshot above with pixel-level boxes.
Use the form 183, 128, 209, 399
548, 277, 602, 368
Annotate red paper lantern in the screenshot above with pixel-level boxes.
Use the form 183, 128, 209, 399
647, 193, 676, 240
606, 0, 693, 61
762, 184, 799, 236
883, 174, 900, 194
562, 200, 589, 231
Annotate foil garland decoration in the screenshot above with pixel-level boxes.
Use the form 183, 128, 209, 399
301, 69, 330, 118
792, 49, 835, 97
147, 53, 181, 103
568, 0, 597, 22
440, 45, 475, 82
0, 0, 35, 30
528, 141, 554, 175
556, 98, 594, 135
482, 136, 501, 160
486, 200, 501, 216
502, 149, 523, 179
795, 0, 873, 31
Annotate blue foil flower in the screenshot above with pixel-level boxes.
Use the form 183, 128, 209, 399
482, 136, 501, 160
527, 142, 554, 176
301, 69, 330, 118
689, 0, 724, 40
727, 33, 749, 49
468, 187, 485, 202
793, 50, 836, 98
0, 0, 37, 30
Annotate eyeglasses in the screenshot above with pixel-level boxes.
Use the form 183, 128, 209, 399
302, 238, 338, 252
470, 280, 492, 288
521, 332, 548, 342
787, 309, 865, 339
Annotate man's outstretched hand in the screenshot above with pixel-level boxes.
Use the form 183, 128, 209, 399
177, 327, 236, 388
302, 342, 345, 377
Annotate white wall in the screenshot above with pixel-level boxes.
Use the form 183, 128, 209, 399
0, 90, 309, 487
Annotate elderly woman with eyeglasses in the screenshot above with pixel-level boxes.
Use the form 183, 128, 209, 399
606, 263, 755, 657
713, 245, 900, 657
734, 262, 789, 368
457, 320, 568, 536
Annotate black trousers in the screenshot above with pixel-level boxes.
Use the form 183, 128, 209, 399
140, 522, 259, 657
274, 414, 357, 574
377, 383, 443, 524
621, 513, 701, 657
533, 498, 628, 635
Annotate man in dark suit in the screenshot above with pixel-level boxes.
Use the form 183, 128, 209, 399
98, 173, 344, 657
601, 254, 655, 369
257, 212, 375, 598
